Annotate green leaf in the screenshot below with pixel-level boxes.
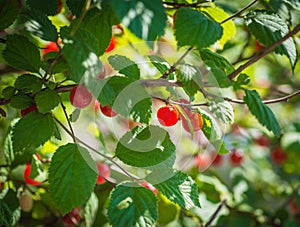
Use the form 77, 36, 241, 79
175, 8, 223, 48
97, 77, 152, 124
29, 155, 47, 182
0, 0, 19, 30
177, 63, 202, 97
35, 89, 60, 114
201, 4, 236, 50
199, 49, 234, 74
84, 193, 99, 227
107, 182, 158, 227
0, 189, 20, 226
61, 27, 102, 83
208, 99, 234, 124
148, 55, 171, 73
48, 143, 98, 215
79, 4, 119, 55
14, 74, 42, 94
201, 111, 223, 141
10, 93, 35, 109
243, 89, 281, 137
245, 10, 297, 69
2, 86, 16, 99
26, 0, 58, 16
66, 0, 85, 17
110, 0, 166, 41
205, 61, 232, 88
116, 126, 176, 168
19, 8, 58, 42
108, 55, 140, 80
74, 28, 100, 55
12, 112, 56, 152
155, 171, 201, 209
2, 35, 41, 72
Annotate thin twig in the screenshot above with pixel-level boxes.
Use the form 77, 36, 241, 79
202, 89, 300, 104
70, 0, 91, 36
204, 199, 227, 227
221, 0, 258, 24
54, 117, 139, 182
60, 102, 76, 143
228, 23, 300, 80
161, 46, 194, 79
43, 53, 62, 81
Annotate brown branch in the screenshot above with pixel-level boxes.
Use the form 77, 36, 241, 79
162, 1, 209, 9
221, 0, 258, 24
202, 89, 300, 105
228, 23, 300, 80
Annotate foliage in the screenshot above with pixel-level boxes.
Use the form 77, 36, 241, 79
0, 0, 300, 226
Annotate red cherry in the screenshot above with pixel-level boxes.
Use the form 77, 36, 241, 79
176, 99, 203, 132
289, 199, 300, 214
24, 163, 42, 186
212, 154, 223, 166
61, 208, 81, 226
42, 42, 59, 55
229, 150, 243, 165
21, 104, 38, 117
254, 135, 270, 147
106, 36, 116, 53
182, 112, 203, 133
195, 153, 212, 169
140, 182, 158, 195
157, 105, 180, 126
96, 162, 110, 185
69, 85, 92, 109
100, 105, 117, 117
270, 146, 287, 165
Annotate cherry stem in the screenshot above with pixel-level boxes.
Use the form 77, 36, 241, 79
54, 117, 139, 182
70, 0, 91, 36
60, 102, 76, 143
160, 46, 194, 79
204, 199, 227, 227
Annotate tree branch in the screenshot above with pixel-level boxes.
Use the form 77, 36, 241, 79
228, 23, 300, 80
221, 0, 258, 24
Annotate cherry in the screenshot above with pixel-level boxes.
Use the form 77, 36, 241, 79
157, 105, 180, 126
100, 104, 117, 117
106, 36, 116, 53
289, 199, 300, 214
195, 153, 212, 170
182, 112, 203, 133
61, 208, 81, 226
24, 163, 42, 186
176, 99, 203, 132
69, 85, 92, 109
96, 162, 110, 185
254, 135, 270, 147
42, 42, 59, 55
140, 182, 158, 195
212, 154, 223, 166
21, 104, 38, 117
270, 146, 287, 165
229, 150, 243, 166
